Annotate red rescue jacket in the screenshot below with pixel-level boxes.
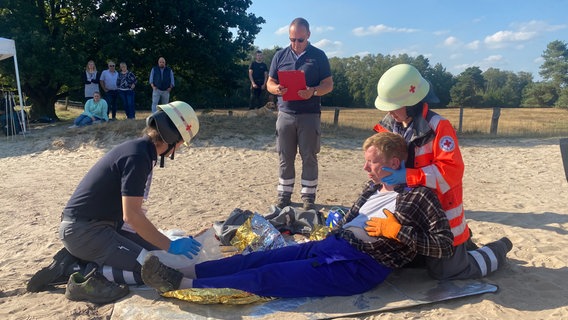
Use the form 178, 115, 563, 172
373, 103, 469, 246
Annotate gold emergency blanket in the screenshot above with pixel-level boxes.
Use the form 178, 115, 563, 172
161, 223, 329, 305
162, 287, 273, 305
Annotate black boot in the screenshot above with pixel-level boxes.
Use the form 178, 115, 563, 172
27, 247, 82, 292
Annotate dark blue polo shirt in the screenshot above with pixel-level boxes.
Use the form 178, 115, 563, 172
269, 44, 331, 114
62, 137, 157, 221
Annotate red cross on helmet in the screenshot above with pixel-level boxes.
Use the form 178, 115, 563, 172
147, 101, 199, 146
374, 64, 430, 111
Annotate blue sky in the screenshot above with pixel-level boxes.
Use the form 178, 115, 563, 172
247, 0, 567, 81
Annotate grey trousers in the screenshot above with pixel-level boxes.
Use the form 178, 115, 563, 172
59, 219, 156, 272
275, 111, 321, 200
425, 240, 509, 280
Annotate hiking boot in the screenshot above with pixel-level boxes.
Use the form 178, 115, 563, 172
141, 254, 183, 293
65, 269, 129, 304
27, 247, 80, 292
302, 198, 316, 211
275, 197, 291, 209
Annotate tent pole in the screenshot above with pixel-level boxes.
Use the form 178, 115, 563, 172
12, 52, 27, 134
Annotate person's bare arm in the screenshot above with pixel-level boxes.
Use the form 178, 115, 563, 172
122, 196, 170, 250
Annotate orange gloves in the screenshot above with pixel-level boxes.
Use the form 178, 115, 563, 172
365, 209, 401, 240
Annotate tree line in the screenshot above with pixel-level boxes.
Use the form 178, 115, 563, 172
250, 40, 568, 110
0, 1, 566, 121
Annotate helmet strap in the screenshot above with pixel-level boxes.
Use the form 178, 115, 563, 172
158, 143, 177, 168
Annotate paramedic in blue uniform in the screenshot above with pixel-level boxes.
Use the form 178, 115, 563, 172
27, 102, 202, 293
266, 17, 334, 211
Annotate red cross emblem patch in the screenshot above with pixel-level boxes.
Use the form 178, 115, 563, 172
409, 85, 416, 93
439, 136, 455, 152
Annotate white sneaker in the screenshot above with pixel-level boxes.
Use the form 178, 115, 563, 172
68, 125, 78, 129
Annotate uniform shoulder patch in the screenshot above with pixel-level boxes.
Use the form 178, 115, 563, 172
439, 136, 455, 152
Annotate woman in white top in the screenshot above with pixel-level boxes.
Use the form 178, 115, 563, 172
82, 60, 101, 102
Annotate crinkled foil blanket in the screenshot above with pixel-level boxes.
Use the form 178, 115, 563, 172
162, 215, 329, 304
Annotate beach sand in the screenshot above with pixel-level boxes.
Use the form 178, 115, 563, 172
0, 119, 567, 319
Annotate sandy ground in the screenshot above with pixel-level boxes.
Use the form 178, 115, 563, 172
0, 118, 567, 320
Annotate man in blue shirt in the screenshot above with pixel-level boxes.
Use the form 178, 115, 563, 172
267, 17, 334, 211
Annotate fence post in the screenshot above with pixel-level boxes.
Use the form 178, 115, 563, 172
458, 105, 463, 133
64, 96, 69, 111
490, 107, 501, 135
560, 138, 568, 182
333, 108, 340, 127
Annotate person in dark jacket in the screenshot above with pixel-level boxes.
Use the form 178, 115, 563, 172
149, 57, 174, 113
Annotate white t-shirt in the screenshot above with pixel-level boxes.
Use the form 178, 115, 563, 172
343, 190, 397, 242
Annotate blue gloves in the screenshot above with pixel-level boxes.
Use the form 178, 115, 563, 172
381, 160, 407, 185
168, 237, 202, 259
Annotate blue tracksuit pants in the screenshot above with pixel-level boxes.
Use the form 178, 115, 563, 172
193, 235, 392, 298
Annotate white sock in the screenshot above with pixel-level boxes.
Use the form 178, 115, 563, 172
179, 278, 194, 289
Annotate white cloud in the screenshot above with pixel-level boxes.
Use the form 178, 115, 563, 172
483, 20, 565, 49
443, 36, 460, 47
352, 24, 419, 37
275, 25, 288, 35
533, 56, 544, 64
313, 26, 335, 34
466, 40, 480, 50
312, 39, 343, 57
483, 55, 503, 63
484, 30, 536, 48
514, 20, 567, 33
433, 30, 450, 36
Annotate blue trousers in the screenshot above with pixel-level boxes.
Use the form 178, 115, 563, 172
119, 90, 136, 119
105, 90, 119, 119
74, 114, 104, 126
193, 235, 392, 298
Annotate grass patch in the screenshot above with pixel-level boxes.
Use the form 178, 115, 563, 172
49, 105, 568, 144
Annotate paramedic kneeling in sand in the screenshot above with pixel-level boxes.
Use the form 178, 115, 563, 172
56, 102, 201, 303
140, 132, 454, 298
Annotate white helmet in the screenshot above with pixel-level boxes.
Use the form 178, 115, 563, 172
147, 101, 199, 146
374, 64, 430, 111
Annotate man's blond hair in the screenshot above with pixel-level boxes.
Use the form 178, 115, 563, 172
363, 132, 408, 162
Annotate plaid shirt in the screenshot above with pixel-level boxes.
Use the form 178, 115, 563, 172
333, 181, 454, 269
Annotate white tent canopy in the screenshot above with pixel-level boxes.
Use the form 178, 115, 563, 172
0, 37, 27, 133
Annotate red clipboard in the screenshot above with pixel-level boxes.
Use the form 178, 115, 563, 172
278, 70, 306, 101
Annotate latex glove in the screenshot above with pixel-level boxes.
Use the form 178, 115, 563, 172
364, 209, 402, 240
325, 208, 345, 229
168, 237, 202, 259
381, 160, 407, 185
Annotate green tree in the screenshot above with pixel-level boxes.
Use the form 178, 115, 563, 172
482, 68, 529, 107
522, 82, 558, 107
450, 67, 484, 107
540, 40, 568, 89
423, 63, 455, 107
556, 87, 568, 109
327, 57, 352, 107
0, 0, 264, 120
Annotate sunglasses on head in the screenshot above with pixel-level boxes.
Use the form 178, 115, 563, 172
289, 38, 305, 43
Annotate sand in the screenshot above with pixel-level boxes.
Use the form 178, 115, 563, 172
1, 120, 567, 320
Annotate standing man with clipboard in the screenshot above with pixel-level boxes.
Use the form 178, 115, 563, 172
267, 17, 334, 211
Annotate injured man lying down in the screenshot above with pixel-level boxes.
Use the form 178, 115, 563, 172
141, 132, 467, 298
